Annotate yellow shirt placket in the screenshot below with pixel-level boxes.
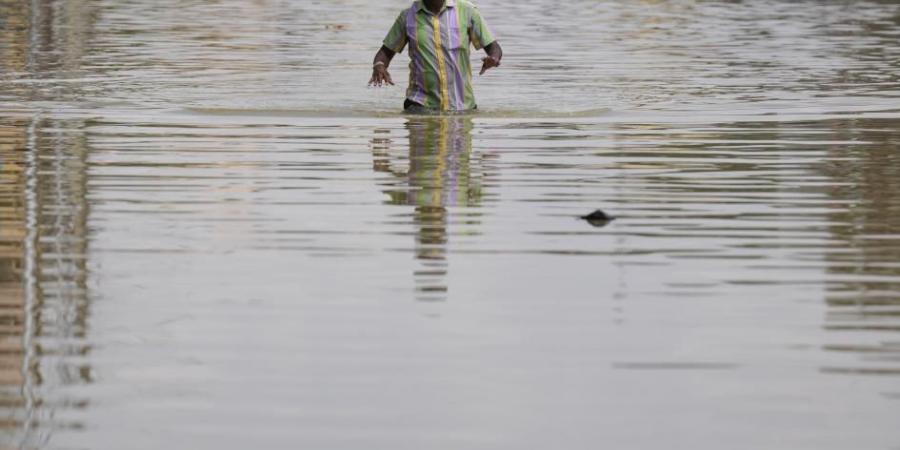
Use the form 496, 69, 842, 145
431, 14, 451, 111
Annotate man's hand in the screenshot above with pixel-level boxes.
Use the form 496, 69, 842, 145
479, 56, 500, 75
480, 41, 503, 75
369, 64, 394, 87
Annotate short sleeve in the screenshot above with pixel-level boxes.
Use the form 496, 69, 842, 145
468, 7, 495, 50
383, 11, 408, 53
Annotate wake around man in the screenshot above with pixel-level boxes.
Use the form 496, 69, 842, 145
369, 0, 503, 113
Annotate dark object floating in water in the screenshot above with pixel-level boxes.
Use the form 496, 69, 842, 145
580, 209, 615, 227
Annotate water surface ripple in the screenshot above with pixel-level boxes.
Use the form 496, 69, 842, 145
1, 0, 899, 449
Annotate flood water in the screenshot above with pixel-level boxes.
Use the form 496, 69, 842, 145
2, 0, 900, 448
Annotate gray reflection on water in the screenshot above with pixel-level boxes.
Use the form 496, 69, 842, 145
2, 0, 900, 447
819, 118, 900, 376
0, 117, 91, 447
373, 117, 484, 302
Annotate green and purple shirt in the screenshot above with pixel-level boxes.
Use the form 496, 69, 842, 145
383, 0, 496, 111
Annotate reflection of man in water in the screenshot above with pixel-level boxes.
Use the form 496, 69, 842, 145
368, 0, 503, 113
372, 117, 482, 299
399, 118, 480, 207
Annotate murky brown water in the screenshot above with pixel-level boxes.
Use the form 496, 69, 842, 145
2, 0, 900, 449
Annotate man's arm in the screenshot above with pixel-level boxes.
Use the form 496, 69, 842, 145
371, 11, 406, 87
468, 6, 501, 76
480, 41, 503, 75
369, 46, 397, 87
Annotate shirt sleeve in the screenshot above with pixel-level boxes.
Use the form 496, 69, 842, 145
382, 11, 408, 53
468, 7, 496, 50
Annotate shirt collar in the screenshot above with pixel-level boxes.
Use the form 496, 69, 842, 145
416, 0, 455, 14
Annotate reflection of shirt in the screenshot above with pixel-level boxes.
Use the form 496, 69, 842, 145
383, 0, 496, 111
406, 118, 479, 207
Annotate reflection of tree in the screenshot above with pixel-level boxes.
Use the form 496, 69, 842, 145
0, 120, 28, 412
1, 0, 95, 443
1, 0, 97, 102
820, 118, 900, 374
372, 117, 482, 301
0, 116, 92, 446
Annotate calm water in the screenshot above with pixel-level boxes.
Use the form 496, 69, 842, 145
2, 0, 900, 449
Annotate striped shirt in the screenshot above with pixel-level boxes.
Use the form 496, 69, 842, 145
383, 0, 496, 111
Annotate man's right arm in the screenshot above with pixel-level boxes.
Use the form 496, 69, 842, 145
369, 11, 407, 87
369, 46, 397, 87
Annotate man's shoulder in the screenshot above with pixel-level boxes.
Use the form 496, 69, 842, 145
454, 0, 483, 12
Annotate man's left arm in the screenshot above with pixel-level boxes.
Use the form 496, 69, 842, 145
480, 41, 503, 75
469, 7, 502, 75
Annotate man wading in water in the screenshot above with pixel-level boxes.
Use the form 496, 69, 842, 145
368, 0, 503, 113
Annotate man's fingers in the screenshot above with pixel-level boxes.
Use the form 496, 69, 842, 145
370, 71, 384, 87
479, 57, 499, 75
369, 68, 394, 87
